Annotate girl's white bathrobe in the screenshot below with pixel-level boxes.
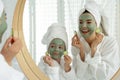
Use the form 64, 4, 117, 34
0, 54, 24, 80
38, 56, 76, 80
72, 36, 120, 80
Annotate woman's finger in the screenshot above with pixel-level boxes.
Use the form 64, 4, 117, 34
3, 37, 12, 48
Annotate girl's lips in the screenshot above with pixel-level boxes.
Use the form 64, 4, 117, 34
53, 52, 59, 55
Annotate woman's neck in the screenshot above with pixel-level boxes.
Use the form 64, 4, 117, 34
85, 32, 96, 46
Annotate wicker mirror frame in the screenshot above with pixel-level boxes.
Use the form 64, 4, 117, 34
12, 0, 49, 80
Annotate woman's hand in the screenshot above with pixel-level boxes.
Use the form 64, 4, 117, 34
1, 36, 23, 65
91, 34, 103, 57
72, 34, 82, 49
64, 55, 72, 72
72, 34, 85, 61
43, 55, 54, 66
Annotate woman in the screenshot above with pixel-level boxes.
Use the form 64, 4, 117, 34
38, 23, 76, 80
0, 0, 24, 80
72, 1, 120, 80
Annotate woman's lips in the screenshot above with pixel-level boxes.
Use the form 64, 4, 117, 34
81, 29, 89, 34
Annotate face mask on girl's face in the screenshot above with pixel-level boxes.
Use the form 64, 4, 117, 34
0, 11, 7, 43
48, 38, 66, 60
79, 13, 97, 39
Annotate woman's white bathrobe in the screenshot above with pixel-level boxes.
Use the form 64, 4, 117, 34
38, 56, 76, 80
0, 54, 24, 80
72, 36, 120, 80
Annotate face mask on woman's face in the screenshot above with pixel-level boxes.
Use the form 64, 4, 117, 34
48, 38, 66, 60
79, 13, 97, 39
0, 11, 7, 43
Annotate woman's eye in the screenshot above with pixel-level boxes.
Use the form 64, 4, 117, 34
87, 22, 92, 24
59, 46, 62, 49
79, 21, 83, 24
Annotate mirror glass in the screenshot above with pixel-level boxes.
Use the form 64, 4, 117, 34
2, 0, 25, 78
23, 0, 120, 63
1, 0, 17, 50
23, 0, 120, 79
23, 0, 63, 64
2, 0, 22, 68
23, 0, 82, 64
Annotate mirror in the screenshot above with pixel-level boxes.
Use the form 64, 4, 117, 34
12, 0, 120, 80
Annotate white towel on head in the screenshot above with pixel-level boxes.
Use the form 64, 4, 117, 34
100, 9, 109, 36
42, 23, 68, 49
0, 0, 4, 17
79, 0, 101, 28
78, 0, 109, 36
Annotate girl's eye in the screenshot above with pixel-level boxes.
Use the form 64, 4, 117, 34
50, 45, 55, 48
59, 46, 64, 49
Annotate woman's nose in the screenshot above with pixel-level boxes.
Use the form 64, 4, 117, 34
82, 22, 87, 27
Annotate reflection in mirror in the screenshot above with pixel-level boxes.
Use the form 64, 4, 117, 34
23, 0, 120, 80
23, 0, 59, 64
0, 0, 28, 80
1, 0, 17, 50
2, 0, 24, 74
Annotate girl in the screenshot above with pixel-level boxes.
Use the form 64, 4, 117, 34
38, 23, 76, 80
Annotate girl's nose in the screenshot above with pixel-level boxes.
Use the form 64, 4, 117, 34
55, 46, 59, 51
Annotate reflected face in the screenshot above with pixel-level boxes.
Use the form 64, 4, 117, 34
0, 11, 7, 43
48, 38, 66, 60
79, 13, 97, 39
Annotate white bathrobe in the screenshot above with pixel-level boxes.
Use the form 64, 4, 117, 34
0, 54, 24, 80
38, 56, 76, 80
72, 36, 120, 80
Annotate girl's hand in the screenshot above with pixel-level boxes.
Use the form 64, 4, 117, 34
43, 55, 54, 66
64, 55, 72, 72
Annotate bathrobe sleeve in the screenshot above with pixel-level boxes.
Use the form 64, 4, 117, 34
62, 65, 77, 80
0, 54, 24, 80
38, 56, 60, 80
72, 37, 120, 80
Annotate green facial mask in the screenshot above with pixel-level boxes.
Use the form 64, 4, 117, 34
48, 38, 66, 60
79, 13, 96, 39
0, 11, 7, 43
